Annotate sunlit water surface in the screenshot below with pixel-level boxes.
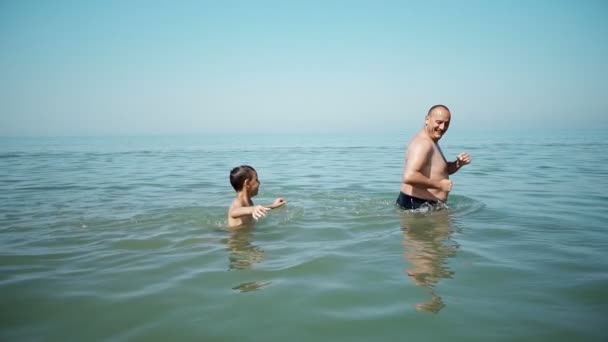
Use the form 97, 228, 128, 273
1, 132, 607, 341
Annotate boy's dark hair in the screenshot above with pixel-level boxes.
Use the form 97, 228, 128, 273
230, 165, 256, 191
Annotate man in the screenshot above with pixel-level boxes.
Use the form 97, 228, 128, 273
396, 105, 472, 210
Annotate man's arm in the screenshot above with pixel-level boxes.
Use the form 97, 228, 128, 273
403, 142, 452, 191
447, 160, 460, 175
447, 152, 472, 175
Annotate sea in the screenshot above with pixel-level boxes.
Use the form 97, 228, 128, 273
1, 130, 607, 341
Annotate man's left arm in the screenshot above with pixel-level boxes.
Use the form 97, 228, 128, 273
448, 152, 472, 175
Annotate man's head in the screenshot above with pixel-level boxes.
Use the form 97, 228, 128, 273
230, 165, 259, 196
425, 104, 451, 141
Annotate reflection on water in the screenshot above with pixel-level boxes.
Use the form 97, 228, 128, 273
224, 227, 264, 271
232, 281, 271, 292
400, 209, 459, 313
224, 227, 271, 292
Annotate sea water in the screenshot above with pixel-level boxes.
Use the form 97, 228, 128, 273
1, 130, 607, 341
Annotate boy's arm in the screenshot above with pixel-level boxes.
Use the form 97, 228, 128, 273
229, 205, 269, 220
266, 198, 286, 209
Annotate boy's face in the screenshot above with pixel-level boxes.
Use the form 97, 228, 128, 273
247, 172, 260, 196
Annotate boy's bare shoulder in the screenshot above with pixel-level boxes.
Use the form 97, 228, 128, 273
227, 198, 244, 226
228, 198, 244, 212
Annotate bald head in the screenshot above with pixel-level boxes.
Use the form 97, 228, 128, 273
427, 104, 450, 117
424, 104, 451, 141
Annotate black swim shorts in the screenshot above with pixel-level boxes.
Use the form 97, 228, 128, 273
396, 192, 439, 210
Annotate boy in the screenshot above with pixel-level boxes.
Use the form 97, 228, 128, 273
228, 165, 286, 228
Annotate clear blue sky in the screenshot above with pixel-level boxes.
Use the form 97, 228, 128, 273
1, 0, 607, 136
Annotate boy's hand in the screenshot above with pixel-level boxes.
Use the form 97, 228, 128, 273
271, 198, 286, 208
252, 205, 269, 220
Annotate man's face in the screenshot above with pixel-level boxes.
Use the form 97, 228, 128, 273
425, 109, 451, 141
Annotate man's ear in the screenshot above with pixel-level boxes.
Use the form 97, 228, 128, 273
243, 178, 250, 189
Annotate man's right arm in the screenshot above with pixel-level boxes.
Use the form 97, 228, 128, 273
402, 142, 452, 192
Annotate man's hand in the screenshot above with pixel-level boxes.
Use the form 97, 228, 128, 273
456, 152, 472, 167
251, 205, 270, 220
439, 179, 453, 192
270, 198, 286, 209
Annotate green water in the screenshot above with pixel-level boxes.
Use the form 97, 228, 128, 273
1, 132, 607, 341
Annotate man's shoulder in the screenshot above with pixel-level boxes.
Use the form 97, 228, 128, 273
408, 133, 433, 150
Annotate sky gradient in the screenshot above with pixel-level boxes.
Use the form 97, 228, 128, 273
1, 0, 607, 136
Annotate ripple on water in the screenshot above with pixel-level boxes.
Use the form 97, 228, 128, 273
3, 136, 608, 341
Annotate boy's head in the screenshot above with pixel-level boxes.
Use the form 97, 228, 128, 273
229, 165, 259, 196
